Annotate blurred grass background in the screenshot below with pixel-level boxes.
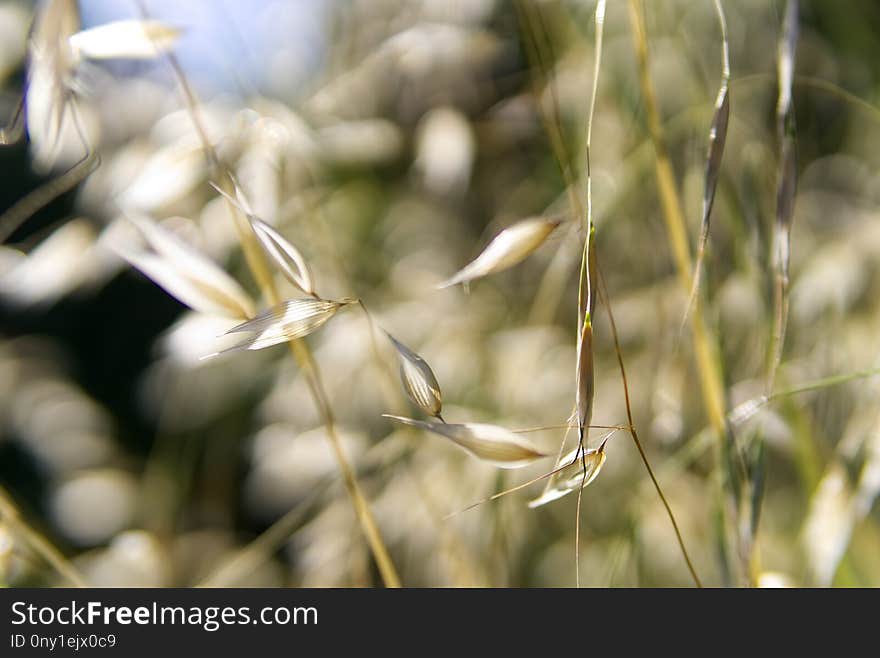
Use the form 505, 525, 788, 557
1, 0, 880, 587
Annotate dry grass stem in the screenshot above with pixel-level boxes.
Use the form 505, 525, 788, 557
681, 0, 731, 332
205, 298, 350, 356
768, 0, 800, 392
0, 487, 87, 587
138, 6, 402, 586
4, 0, 875, 590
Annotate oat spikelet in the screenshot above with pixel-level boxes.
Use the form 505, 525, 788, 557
385, 332, 443, 419
575, 224, 598, 447
383, 415, 548, 468
250, 220, 315, 297
115, 215, 254, 320
206, 298, 350, 357
528, 437, 609, 508
69, 20, 181, 60
436, 216, 561, 289
210, 182, 315, 296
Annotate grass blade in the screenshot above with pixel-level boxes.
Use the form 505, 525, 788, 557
133, 0, 402, 587
749, 438, 766, 542
729, 366, 880, 428
517, 0, 703, 588
628, 0, 735, 585
210, 182, 317, 297
198, 479, 329, 587
681, 0, 731, 331
574, 0, 605, 588
768, 0, 799, 392
0, 142, 97, 244
0, 487, 87, 587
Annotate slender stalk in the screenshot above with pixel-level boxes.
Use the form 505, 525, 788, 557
627, 0, 739, 582
287, 335, 400, 587
793, 75, 880, 122
680, 0, 730, 333
572, 0, 606, 589
626, 0, 727, 437
0, 100, 98, 243
0, 488, 87, 587
767, 0, 799, 393
517, 0, 702, 587
595, 265, 703, 587
142, 15, 401, 587
730, 74, 880, 125
583, 0, 606, 233
512, 423, 630, 434
772, 367, 880, 400
575, 455, 584, 587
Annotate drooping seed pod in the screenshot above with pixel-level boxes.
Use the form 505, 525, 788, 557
385, 332, 443, 419
437, 217, 561, 289
116, 214, 255, 320
384, 415, 548, 469
205, 298, 351, 357
211, 182, 316, 296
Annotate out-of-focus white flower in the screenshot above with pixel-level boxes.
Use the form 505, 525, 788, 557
414, 107, 474, 196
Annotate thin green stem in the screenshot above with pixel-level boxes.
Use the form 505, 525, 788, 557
517, 0, 702, 587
